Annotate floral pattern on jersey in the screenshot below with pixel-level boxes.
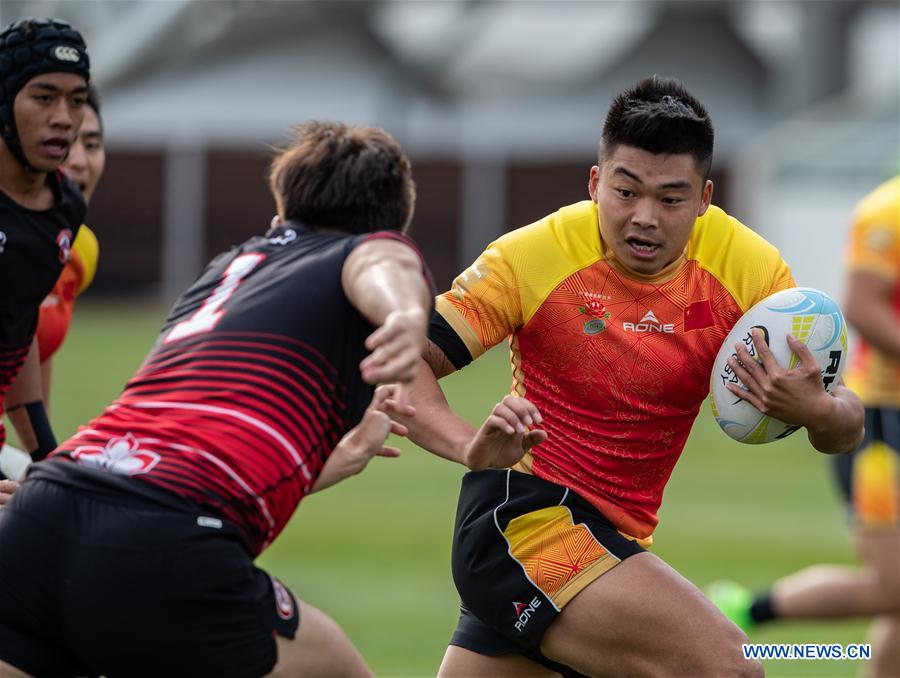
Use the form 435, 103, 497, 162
71, 433, 161, 476
578, 298, 611, 335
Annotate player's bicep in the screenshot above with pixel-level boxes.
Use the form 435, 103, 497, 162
341, 237, 427, 303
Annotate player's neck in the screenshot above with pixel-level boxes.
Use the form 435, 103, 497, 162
603, 246, 687, 284
0, 143, 53, 210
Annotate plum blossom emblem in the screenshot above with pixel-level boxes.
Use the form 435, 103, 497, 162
71, 433, 161, 476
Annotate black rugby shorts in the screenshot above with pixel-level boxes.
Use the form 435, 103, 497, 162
0, 478, 299, 678
449, 469, 645, 668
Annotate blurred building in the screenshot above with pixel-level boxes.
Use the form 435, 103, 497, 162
2, 0, 897, 300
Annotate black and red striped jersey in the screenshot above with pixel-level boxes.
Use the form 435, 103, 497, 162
0, 171, 85, 444
48, 222, 429, 556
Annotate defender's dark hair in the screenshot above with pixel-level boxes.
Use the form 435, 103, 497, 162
85, 84, 100, 116
269, 121, 416, 235
600, 75, 714, 179
85, 84, 102, 133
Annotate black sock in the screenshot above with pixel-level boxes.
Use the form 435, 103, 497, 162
750, 594, 778, 624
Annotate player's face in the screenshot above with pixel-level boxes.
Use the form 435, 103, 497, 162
13, 72, 87, 172
62, 104, 105, 203
589, 145, 713, 276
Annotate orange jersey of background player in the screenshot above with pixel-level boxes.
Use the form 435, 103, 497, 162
843, 175, 900, 408
37, 224, 99, 361
435, 200, 795, 542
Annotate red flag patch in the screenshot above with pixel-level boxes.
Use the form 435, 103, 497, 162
684, 299, 714, 331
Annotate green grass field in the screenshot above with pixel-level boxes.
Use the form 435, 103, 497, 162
45, 300, 870, 677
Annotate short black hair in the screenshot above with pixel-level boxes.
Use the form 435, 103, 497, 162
86, 84, 101, 116
269, 121, 416, 235
85, 84, 102, 134
600, 75, 714, 179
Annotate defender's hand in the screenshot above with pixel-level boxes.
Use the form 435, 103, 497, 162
463, 396, 547, 471
0, 480, 20, 507
310, 386, 412, 493
726, 329, 833, 429
360, 308, 427, 405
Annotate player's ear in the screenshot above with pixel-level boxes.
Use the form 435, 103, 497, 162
697, 179, 713, 216
588, 166, 601, 203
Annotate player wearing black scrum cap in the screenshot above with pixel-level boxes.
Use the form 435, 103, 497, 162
0, 17, 89, 485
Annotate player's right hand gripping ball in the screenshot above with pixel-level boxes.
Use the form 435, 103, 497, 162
710, 287, 847, 444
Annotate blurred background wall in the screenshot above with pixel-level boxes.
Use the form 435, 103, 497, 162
1, 0, 898, 302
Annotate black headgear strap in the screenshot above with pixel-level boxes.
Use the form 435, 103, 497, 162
0, 18, 90, 171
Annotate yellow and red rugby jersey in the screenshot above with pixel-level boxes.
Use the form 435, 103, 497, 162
434, 200, 794, 541
843, 176, 900, 408
37, 225, 99, 361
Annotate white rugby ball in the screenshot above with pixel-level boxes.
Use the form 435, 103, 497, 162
710, 287, 847, 444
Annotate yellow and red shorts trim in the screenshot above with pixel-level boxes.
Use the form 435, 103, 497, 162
833, 407, 899, 529
449, 469, 645, 654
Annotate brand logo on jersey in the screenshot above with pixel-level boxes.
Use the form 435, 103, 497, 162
271, 576, 296, 620
452, 262, 487, 300
268, 228, 297, 246
56, 229, 73, 263
513, 596, 542, 632
0, 231, 6, 254
579, 298, 611, 335
623, 308, 674, 334
70, 433, 161, 476
53, 45, 81, 63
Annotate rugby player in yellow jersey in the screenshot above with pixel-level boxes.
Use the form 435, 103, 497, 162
39, 84, 103, 404
400, 76, 865, 677
712, 175, 900, 677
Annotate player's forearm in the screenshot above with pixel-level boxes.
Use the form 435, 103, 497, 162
5, 339, 56, 458
6, 402, 56, 460
309, 452, 354, 494
805, 385, 865, 455
401, 360, 475, 465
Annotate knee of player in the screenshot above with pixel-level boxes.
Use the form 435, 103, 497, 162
737, 657, 765, 678
681, 647, 762, 677
699, 626, 761, 677
714, 638, 763, 678
858, 564, 900, 609
876, 573, 900, 610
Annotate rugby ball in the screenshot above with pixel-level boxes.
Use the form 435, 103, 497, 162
710, 287, 847, 444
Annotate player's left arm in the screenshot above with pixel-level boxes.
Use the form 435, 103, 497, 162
727, 329, 864, 454
4, 338, 57, 461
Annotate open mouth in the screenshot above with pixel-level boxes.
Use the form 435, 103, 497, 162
42, 138, 69, 158
626, 236, 660, 255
